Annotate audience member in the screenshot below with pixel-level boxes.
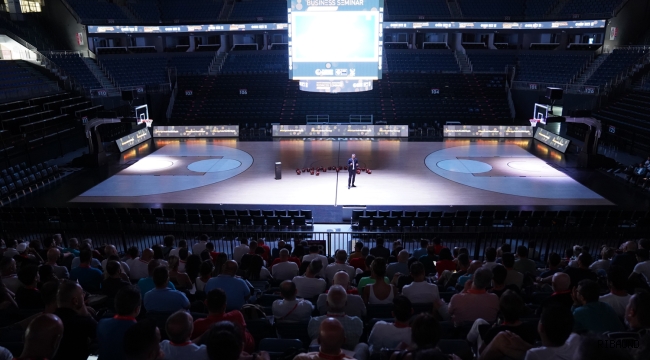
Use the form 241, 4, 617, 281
195, 260, 214, 292
489, 265, 519, 298
590, 246, 614, 273
127, 248, 153, 281
137, 260, 176, 298
272, 280, 314, 322
203, 321, 254, 360
349, 242, 364, 260
325, 250, 356, 284
368, 295, 413, 354
143, 266, 190, 312
70, 250, 103, 293
350, 246, 369, 270
296, 318, 355, 360
572, 279, 624, 333
317, 272, 366, 318
63, 238, 80, 257
387, 250, 410, 279
567, 245, 582, 268
390, 313, 442, 360
167, 255, 192, 290
502, 253, 523, 289
413, 239, 429, 259
309, 285, 363, 350
0, 257, 21, 293
443, 253, 470, 289
0, 279, 17, 311
437, 267, 499, 324
257, 239, 271, 261
204, 260, 251, 311
514, 246, 537, 275
538, 252, 563, 278
402, 261, 439, 304
457, 260, 482, 288
303, 245, 329, 276
2, 239, 19, 259
233, 238, 249, 264
15, 265, 43, 309
419, 245, 438, 276
96, 286, 140, 360
245, 254, 272, 281
363, 257, 396, 305
600, 266, 632, 319
169, 239, 191, 258
370, 238, 390, 259
123, 319, 162, 360
14, 242, 41, 267
70, 243, 101, 269
101, 245, 131, 276
563, 253, 597, 287
45, 248, 69, 279
162, 235, 175, 259
357, 256, 389, 293
294, 259, 327, 299
38, 264, 57, 286
483, 247, 498, 271
611, 241, 638, 276
160, 310, 208, 360
15, 314, 64, 360
192, 234, 209, 255
535, 272, 573, 316
633, 248, 650, 283
102, 260, 131, 300
271, 249, 299, 281
435, 247, 455, 276
53, 280, 98, 360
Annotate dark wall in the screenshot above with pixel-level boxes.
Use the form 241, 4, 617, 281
603, 0, 650, 50
43, 0, 89, 52
512, 90, 600, 120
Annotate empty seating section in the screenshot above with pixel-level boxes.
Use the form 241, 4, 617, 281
386, 50, 459, 73
127, 0, 162, 22
99, 56, 168, 87
466, 51, 516, 72
558, 0, 622, 16
48, 55, 102, 90
387, 0, 450, 19
229, 0, 287, 21
585, 49, 647, 86
0, 61, 52, 94
221, 51, 288, 74
594, 91, 650, 155
523, 0, 555, 17
0, 160, 62, 202
159, 0, 222, 21
516, 52, 590, 84
169, 53, 216, 75
458, 0, 525, 19
65, 0, 129, 22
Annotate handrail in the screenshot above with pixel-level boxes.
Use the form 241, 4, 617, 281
166, 81, 178, 121
511, 81, 599, 95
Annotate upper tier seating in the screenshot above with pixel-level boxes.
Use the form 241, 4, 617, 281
466, 51, 517, 73
221, 51, 288, 74
386, 50, 460, 73
523, 0, 555, 17
48, 55, 103, 90
594, 91, 650, 155
159, 0, 223, 22
127, 0, 162, 22
387, 0, 451, 19
229, 0, 287, 21
558, 0, 622, 16
516, 52, 590, 84
585, 49, 647, 87
458, 0, 525, 19
65, 0, 129, 22
0, 61, 59, 100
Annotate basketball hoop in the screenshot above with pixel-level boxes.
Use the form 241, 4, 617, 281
139, 119, 154, 128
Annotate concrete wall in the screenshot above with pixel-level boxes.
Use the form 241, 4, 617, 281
43, 0, 89, 52
603, 0, 650, 51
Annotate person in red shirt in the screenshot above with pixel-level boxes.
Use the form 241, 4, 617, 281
270, 248, 301, 269
432, 237, 444, 255
192, 288, 255, 353
257, 239, 271, 261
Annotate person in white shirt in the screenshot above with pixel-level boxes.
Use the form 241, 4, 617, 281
169, 240, 192, 259
567, 245, 582, 268
480, 304, 580, 360
191, 234, 209, 257
70, 243, 102, 270
402, 261, 440, 304
272, 280, 314, 323
1, 257, 22, 293
272, 249, 299, 281
482, 247, 499, 271
317, 271, 366, 318
293, 260, 326, 300
632, 248, 650, 283
367, 295, 412, 354
302, 245, 329, 277
101, 245, 130, 277
600, 266, 631, 319
130, 248, 154, 281
325, 250, 356, 285
233, 238, 250, 264
502, 253, 524, 289
160, 310, 208, 360
590, 246, 614, 273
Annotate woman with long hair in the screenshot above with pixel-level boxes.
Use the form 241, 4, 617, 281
245, 255, 272, 281
195, 260, 214, 293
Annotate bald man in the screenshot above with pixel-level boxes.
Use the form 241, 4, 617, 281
309, 285, 363, 351
160, 311, 208, 360
295, 318, 354, 360
17, 314, 64, 360
204, 260, 251, 311
129, 248, 154, 281
536, 272, 573, 316
317, 272, 367, 316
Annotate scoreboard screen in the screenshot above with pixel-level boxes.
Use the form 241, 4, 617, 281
288, 0, 383, 92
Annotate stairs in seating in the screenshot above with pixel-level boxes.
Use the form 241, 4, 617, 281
209, 52, 228, 75
82, 57, 119, 95
574, 53, 609, 85
447, 0, 463, 17
455, 51, 472, 73
219, 0, 234, 20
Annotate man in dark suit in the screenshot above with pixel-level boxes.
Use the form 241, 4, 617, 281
348, 154, 359, 189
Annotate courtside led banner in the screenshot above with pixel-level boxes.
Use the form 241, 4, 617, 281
534, 127, 571, 153
116, 128, 151, 152
272, 124, 408, 138
443, 125, 533, 138
152, 126, 239, 138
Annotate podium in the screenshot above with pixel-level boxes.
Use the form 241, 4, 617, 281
275, 162, 282, 180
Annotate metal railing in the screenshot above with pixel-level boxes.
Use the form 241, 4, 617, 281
306, 115, 329, 124
511, 81, 600, 95
349, 115, 373, 124
166, 81, 178, 121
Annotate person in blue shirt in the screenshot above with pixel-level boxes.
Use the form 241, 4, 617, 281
572, 279, 625, 333
144, 266, 189, 313
204, 260, 251, 311
413, 239, 429, 260
70, 250, 103, 293
137, 259, 176, 298
96, 286, 140, 360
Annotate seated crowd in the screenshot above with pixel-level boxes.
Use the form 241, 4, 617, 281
0, 234, 649, 360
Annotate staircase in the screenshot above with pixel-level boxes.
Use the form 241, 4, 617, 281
82, 57, 120, 94
447, 0, 463, 18
218, 0, 234, 21
454, 51, 472, 73
574, 54, 609, 85
209, 52, 228, 75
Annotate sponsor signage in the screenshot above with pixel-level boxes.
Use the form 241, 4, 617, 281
152, 125, 240, 138
272, 124, 408, 138
443, 125, 534, 138
534, 127, 571, 153
116, 128, 151, 152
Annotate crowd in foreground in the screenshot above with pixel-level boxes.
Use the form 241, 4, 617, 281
0, 234, 649, 360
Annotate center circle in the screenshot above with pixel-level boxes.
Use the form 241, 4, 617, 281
130, 159, 173, 171
188, 159, 242, 173
437, 159, 492, 173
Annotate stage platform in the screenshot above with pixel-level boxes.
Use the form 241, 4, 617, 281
71, 138, 612, 207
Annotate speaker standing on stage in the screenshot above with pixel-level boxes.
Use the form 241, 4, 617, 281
348, 154, 359, 189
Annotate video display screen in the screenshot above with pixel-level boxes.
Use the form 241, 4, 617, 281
272, 124, 407, 137
288, 0, 383, 86
443, 125, 534, 138
152, 126, 239, 138
534, 127, 571, 153
116, 128, 151, 152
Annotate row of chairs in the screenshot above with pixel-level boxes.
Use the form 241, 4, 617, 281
351, 209, 649, 221
0, 162, 60, 204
